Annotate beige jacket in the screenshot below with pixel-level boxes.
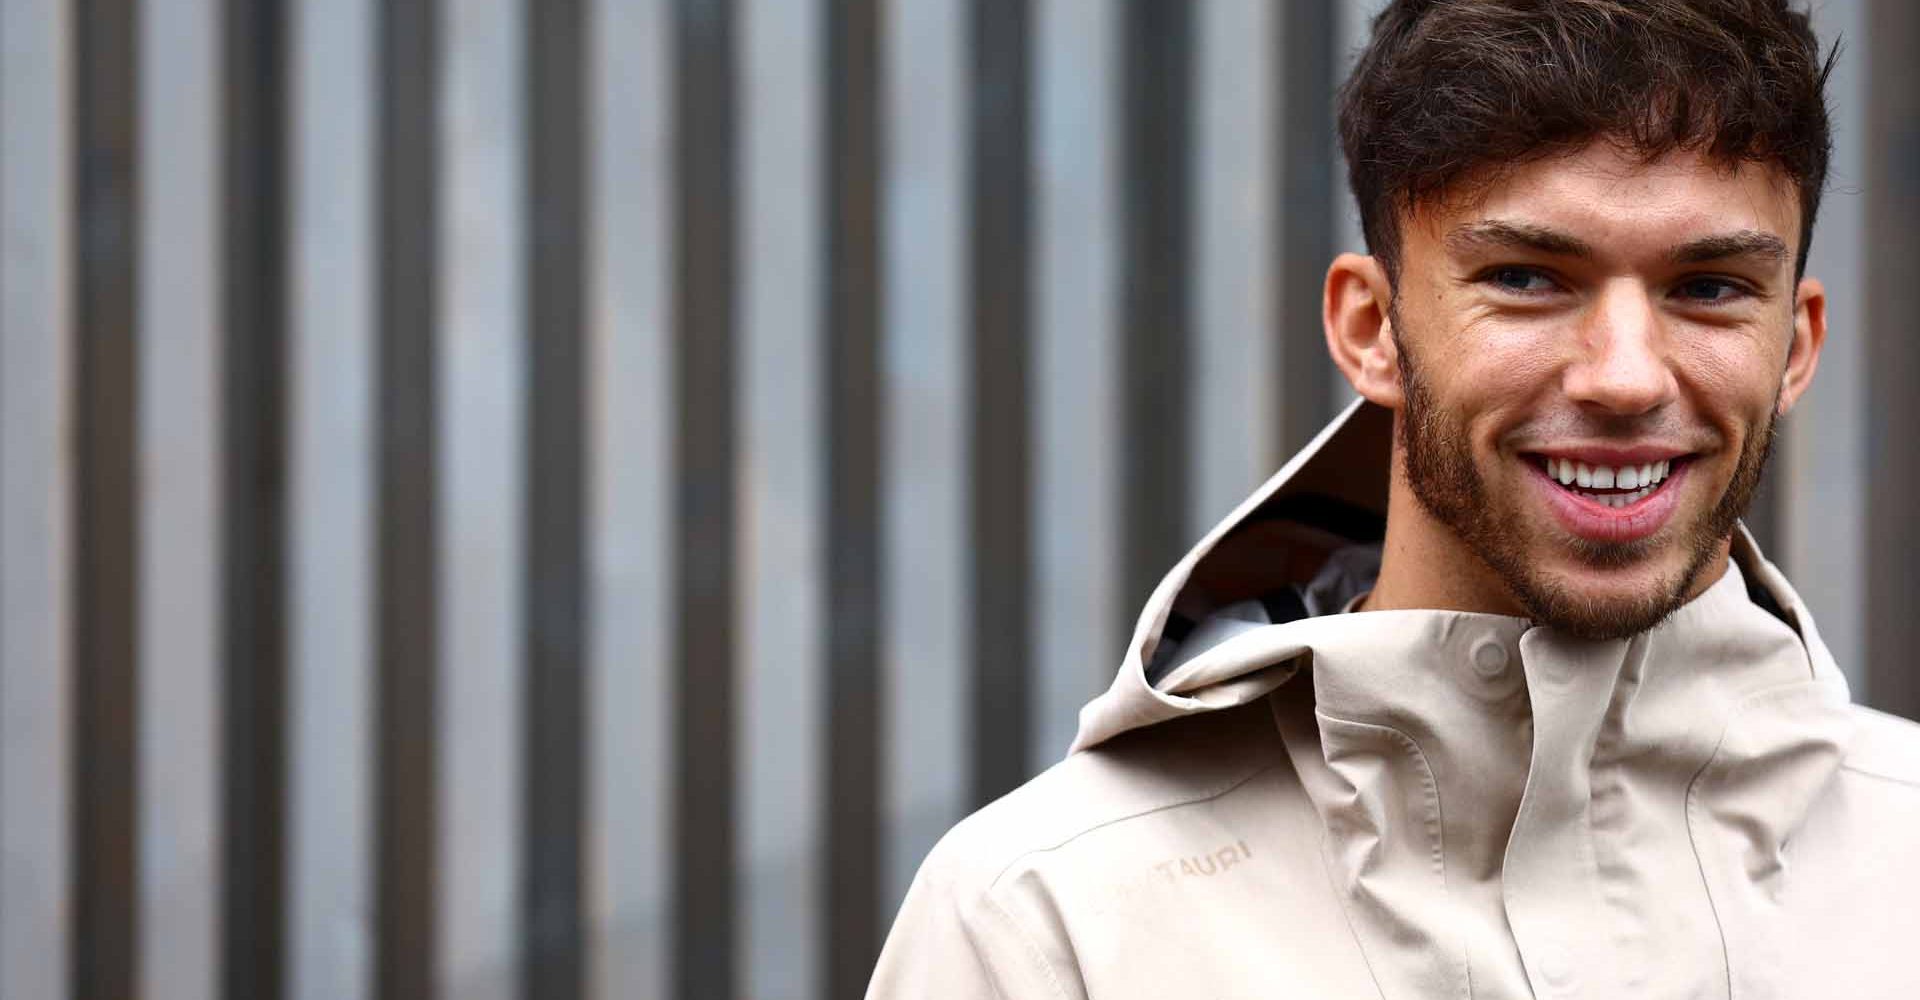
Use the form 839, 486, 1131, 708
868, 400, 1920, 999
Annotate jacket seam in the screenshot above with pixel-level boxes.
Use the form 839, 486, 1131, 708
983, 890, 1073, 1000
986, 760, 1279, 889
1312, 709, 1469, 1000
1684, 751, 1736, 999
1838, 762, 1920, 791
1682, 678, 1826, 1000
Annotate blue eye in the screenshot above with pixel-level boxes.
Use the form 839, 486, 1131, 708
1676, 277, 1746, 302
1485, 266, 1555, 294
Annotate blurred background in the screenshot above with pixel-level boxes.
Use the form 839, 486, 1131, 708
3, 0, 1917, 998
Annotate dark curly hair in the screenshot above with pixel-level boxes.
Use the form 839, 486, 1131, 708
1338, 0, 1839, 281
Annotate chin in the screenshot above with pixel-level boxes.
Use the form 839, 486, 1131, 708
1499, 536, 1716, 640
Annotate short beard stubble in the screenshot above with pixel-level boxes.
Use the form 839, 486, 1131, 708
1394, 335, 1776, 640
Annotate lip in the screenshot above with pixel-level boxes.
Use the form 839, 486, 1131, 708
1527, 444, 1692, 466
1525, 454, 1692, 545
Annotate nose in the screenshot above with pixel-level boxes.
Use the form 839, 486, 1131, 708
1562, 282, 1678, 416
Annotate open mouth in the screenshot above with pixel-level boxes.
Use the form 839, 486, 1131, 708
1532, 455, 1690, 509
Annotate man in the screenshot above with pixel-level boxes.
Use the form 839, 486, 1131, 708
869, 1, 1920, 997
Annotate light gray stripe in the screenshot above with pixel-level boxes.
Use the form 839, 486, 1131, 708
1785, 0, 1867, 692
586, 0, 674, 996
436, 0, 528, 995
881, 0, 971, 909
287, 0, 378, 996
739, 0, 826, 996
137, 0, 224, 995
0, 2, 74, 997
1190, 0, 1277, 534
1030, 0, 1121, 773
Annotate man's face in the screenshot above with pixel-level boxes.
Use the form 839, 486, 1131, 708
1384, 142, 1814, 638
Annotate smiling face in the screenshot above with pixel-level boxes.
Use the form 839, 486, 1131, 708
1326, 141, 1827, 637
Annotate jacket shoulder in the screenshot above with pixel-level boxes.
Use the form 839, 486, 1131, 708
915, 699, 1283, 893
1840, 704, 1920, 791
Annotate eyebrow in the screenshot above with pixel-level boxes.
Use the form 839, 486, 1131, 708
1444, 221, 1595, 259
1667, 230, 1790, 266
1444, 220, 1791, 267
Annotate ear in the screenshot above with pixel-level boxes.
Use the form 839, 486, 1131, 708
1324, 252, 1403, 409
1777, 276, 1827, 416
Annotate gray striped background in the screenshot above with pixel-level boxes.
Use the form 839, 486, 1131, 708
1, 1, 1915, 998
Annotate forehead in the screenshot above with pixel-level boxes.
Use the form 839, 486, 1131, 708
1405, 141, 1801, 264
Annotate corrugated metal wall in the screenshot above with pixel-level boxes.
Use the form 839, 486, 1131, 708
0, 1, 1912, 998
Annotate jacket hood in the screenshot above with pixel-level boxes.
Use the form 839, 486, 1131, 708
1071, 397, 1851, 753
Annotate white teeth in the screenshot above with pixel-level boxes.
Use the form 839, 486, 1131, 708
1544, 456, 1681, 499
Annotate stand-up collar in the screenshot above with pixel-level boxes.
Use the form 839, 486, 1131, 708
1073, 398, 1850, 755
1069, 398, 1857, 999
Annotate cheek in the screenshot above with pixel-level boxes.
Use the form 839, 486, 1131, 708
1457, 335, 1564, 431
1673, 336, 1784, 425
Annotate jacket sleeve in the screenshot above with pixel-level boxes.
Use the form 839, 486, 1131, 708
866, 852, 1079, 1000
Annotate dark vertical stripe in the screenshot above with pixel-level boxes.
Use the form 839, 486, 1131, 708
969, 0, 1032, 806
1276, 0, 1335, 456
1121, 1, 1194, 623
672, 0, 737, 996
72, 1, 140, 998
376, 1, 439, 998
222, 1, 289, 997
823, 0, 884, 994
524, 0, 588, 996
1866, 0, 1920, 719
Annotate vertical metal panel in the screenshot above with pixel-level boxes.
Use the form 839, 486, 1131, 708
880, 0, 970, 915
221, 1, 289, 996
672, 0, 739, 995
0, 2, 75, 997
436, 0, 528, 995
1121, 0, 1193, 622
286, 0, 376, 996
584, 0, 673, 995
825, 0, 885, 990
1190, 0, 1276, 532
375, 0, 439, 995
740, 0, 826, 997
524, 0, 588, 996
1328, 0, 1388, 417
1276, 0, 1338, 448
1030, 0, 1120, 772
1785, 0, 1869, 693
137, 0, 225, 996
72, 0, 143, 995
970, 0, 1034, 808
1331, 0, 1385, 259
1866, 0, 1920, 719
